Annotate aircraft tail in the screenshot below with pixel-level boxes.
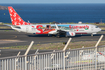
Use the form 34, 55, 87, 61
8, 6, 31, 25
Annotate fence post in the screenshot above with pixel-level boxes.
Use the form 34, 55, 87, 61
17, 51, 21, 56
35, 49, 39, 54
63, 38, 72, 70
79, 46, 84, 60
24, 41, 34, 70
95, 35, 104, 70
51, 50, 55, 59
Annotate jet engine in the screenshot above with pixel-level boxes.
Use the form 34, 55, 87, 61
66, 32, 75, 37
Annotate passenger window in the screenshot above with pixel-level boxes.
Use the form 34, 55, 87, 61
32, 28, 36, 31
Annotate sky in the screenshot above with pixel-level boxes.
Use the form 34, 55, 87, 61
0, 0, 105, 4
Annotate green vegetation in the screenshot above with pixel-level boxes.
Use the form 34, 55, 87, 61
0, 41, 105, 50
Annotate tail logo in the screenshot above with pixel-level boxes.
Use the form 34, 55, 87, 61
8, 6, 30, 25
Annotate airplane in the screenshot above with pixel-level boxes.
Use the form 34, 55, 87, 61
7, 6, 101, 38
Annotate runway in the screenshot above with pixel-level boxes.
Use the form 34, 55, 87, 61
0, 28, 104, 47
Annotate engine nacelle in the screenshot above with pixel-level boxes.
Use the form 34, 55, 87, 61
66, 32, 75, 37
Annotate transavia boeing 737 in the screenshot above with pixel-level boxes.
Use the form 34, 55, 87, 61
7, 6, 101, 38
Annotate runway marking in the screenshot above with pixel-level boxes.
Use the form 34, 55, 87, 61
14, 35, 17, 38
11, 35, 17, 39
0, 39, 26, 44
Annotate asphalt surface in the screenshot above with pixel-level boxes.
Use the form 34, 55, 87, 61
0, 29, 104, 47
0, 25, 105, 57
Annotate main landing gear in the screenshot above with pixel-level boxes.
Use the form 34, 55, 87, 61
50, 33, 61, 38
56, 33, 61, 38
56, 33, 68, 38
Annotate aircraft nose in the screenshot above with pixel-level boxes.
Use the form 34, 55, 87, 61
99, 28, 101, 31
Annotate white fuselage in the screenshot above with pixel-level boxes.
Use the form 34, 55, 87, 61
11, 24, 101, 36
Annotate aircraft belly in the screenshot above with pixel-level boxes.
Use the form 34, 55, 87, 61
76, 32, 88, 34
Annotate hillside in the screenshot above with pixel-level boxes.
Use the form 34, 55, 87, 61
0, 5, 7, 10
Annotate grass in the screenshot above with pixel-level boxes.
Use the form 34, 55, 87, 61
0, 41, 105, 50
100, 27, 105, 30
0, 26, 11, 29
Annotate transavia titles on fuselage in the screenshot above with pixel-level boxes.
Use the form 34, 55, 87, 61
6, 6, 101, 38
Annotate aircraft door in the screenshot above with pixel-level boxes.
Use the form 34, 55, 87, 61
26, 26, 29, 33
91, 26, 94, 31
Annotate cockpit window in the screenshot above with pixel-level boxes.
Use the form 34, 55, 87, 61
96, 26, 98, 28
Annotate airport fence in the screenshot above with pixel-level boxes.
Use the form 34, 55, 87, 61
0, 46, 105, 70
0, 35, 104, 70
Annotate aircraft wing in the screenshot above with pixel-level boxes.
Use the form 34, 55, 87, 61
3, 24, 12, 27
54, 24, 76, 37
3, 23, 20, 30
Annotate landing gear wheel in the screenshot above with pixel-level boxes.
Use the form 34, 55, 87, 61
65, 34, 68, 38
56, 34, 60, 38
52, 35, 56, 37
91, 34, 93, 36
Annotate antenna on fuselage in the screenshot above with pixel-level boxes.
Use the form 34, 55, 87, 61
27, 20, 30, 23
